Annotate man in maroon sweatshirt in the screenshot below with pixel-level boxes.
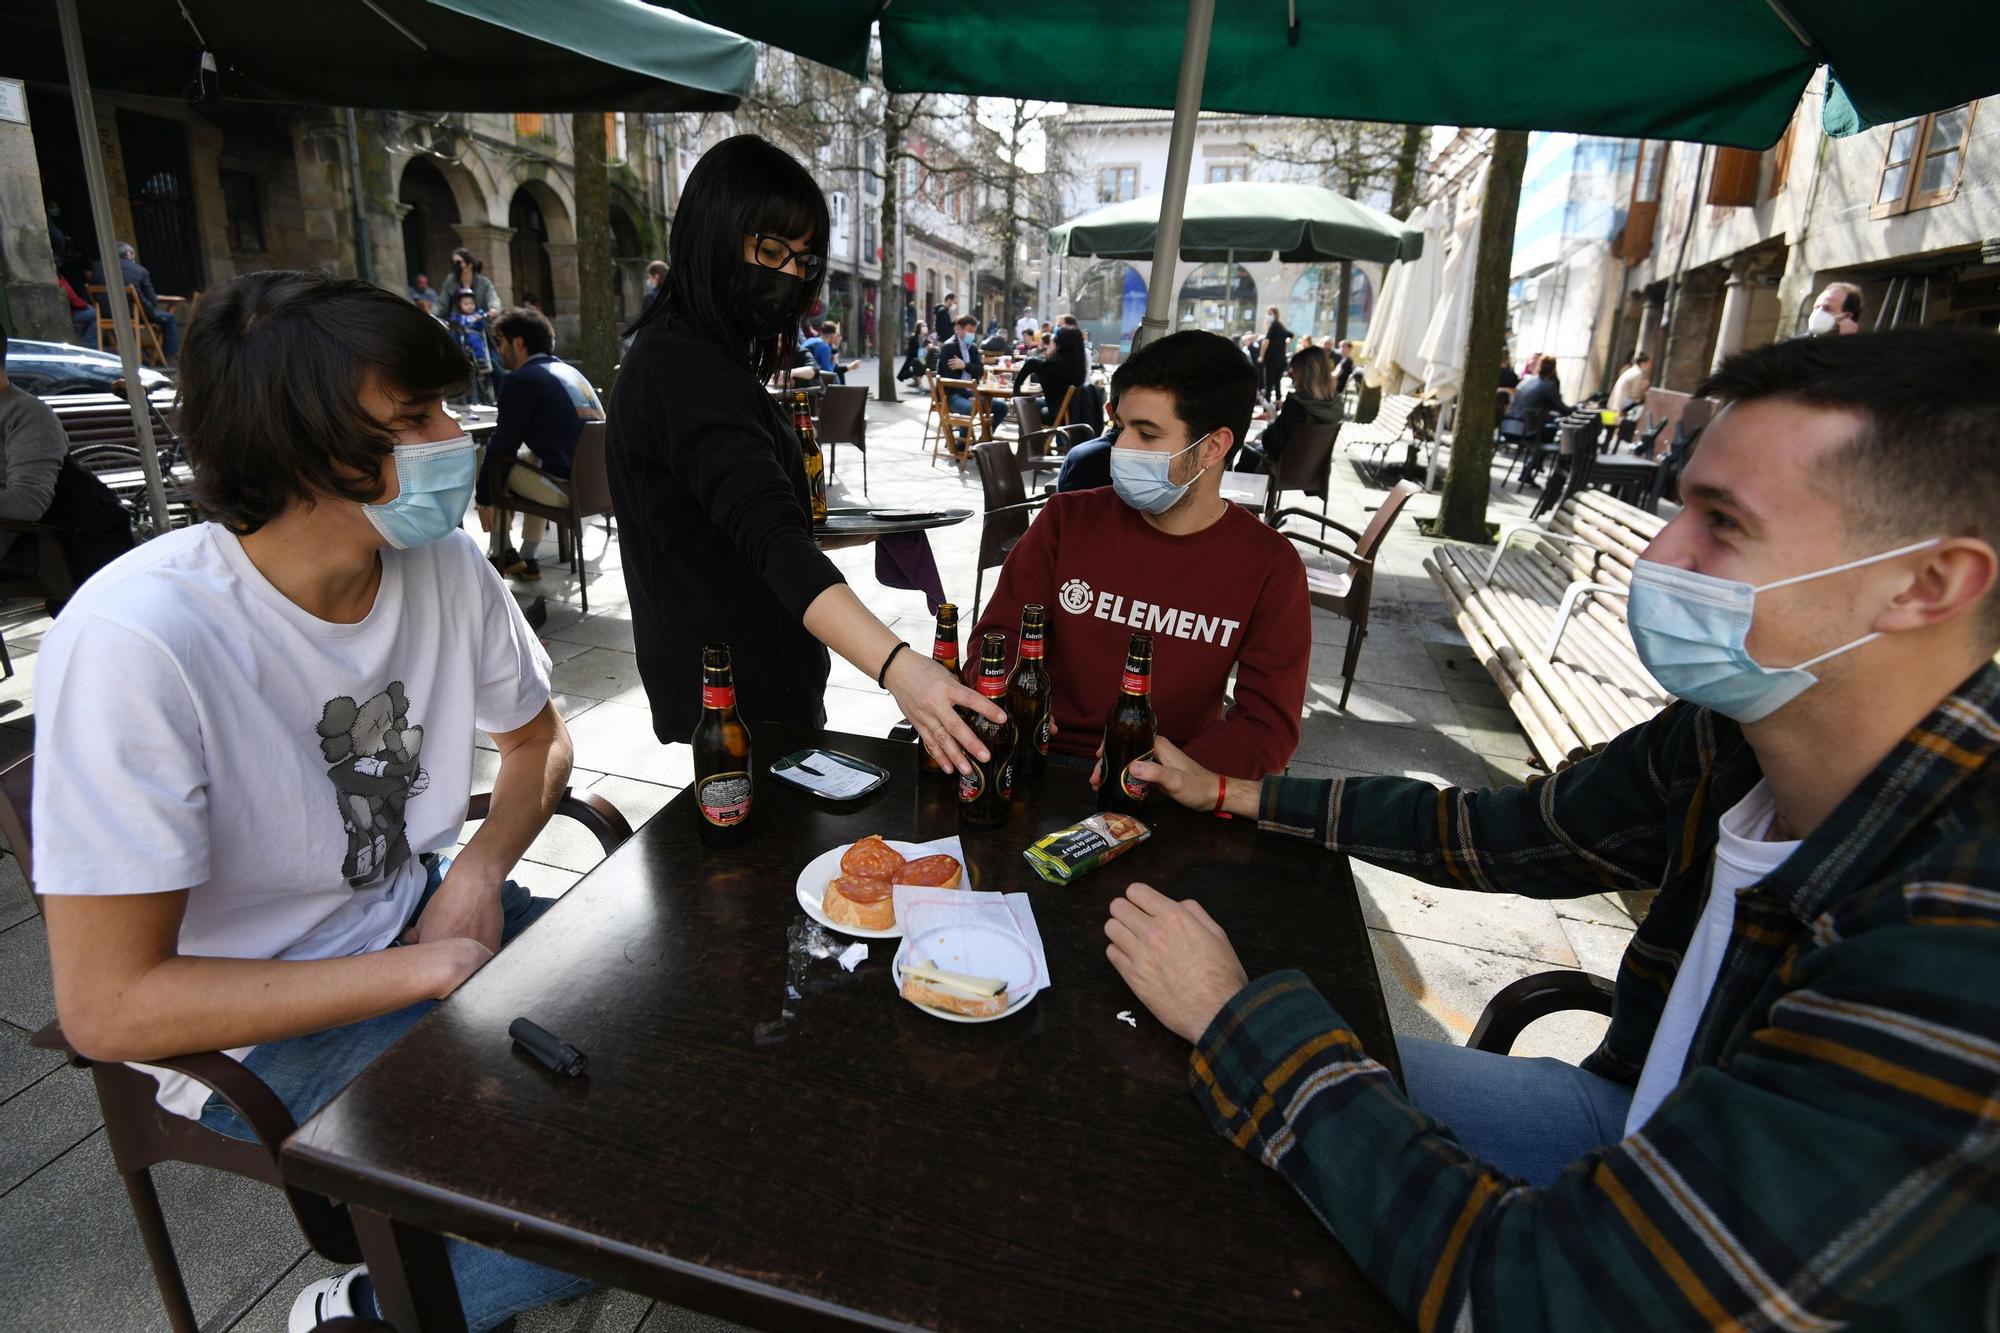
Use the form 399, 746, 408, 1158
968, 330, 1311, 779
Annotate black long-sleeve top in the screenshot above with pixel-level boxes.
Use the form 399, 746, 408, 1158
605, 319, 845, 742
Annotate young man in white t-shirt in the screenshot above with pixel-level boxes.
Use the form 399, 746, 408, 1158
36, 271, 586, 1332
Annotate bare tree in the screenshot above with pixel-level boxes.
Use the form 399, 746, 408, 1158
1248, 118, 1427, 207
967, 99, 1059, 328
570, 112, 619, 391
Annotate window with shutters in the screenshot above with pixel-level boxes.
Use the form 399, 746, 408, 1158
1098, 166, 1138, 203
1618, 142, 1668, 262
1205, 163, 1248, 183
513, 113, 549, 140
605, 113, 627, 164
1872, 103, 1976, 218
1767, 117, 1796, 200
1706, 147, 1762, 206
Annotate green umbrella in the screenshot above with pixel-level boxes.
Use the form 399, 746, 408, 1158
12, 0, 753, 536
1049, 181, 1423, 266
655, 0, 1998, 151
10, 0, 755, 111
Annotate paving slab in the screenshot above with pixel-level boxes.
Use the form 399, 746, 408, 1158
1314, 678, 1463, 730
635, 1300, 753, 1332
1559, 914, 1636, 980
1293, 714, 1491, 790
0, 1059, 100, 1194
517, 1286, 655, 1332
0, 852, 31, 931
1441, 700, 1538, 764
546, 613, 640, 652
548, 647, 649, 708
1368, 928, 1601, 1064
1351, 860, 1579, 970
223, 1252, 341, 1333
0, 1017, 62, 1102
0, 915, 54, 1032
584, 774, 680, 835
559, 703, 693, 789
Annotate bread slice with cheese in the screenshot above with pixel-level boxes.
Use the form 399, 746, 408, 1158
900, 958, 1009, 1019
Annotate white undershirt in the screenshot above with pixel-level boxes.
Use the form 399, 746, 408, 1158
1623, 780, 1800, 1136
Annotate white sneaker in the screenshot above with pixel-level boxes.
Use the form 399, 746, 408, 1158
288, 1265, 370, 1332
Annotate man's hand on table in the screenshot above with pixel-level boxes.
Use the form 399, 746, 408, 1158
1104, 883, 1250, 1044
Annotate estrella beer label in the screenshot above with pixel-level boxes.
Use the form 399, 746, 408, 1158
1119, 751, 1155, 801
1021, 637, 1044, 659
1121, 670, 1148, 694
701, 684, 736, 709
976, 674, 1007, 699
934, 638, 957, 665
697, 771, 751, 826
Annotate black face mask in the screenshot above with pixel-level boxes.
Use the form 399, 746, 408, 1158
740, 263, 801, 339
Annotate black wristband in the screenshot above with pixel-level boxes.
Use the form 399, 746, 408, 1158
875, 642, 910, 690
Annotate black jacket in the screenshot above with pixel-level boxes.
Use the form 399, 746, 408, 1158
939, 332, 983, 382
1256, 393, 1342, 465
1507, 374, 1569, 421
605, 319, 844, 741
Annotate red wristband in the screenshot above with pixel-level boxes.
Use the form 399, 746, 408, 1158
1214, 774, 1232, 819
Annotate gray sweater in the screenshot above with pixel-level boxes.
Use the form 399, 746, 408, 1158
0, 386, 69, 523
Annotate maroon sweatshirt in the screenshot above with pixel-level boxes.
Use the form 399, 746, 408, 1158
967, 488, 1311, 778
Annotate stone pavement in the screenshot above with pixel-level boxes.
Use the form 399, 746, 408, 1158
0, 360, 1643, 1330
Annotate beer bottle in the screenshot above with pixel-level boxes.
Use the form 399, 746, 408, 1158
1097, 633, 1156, 814
920, 602, 959, 778
792, 389, 827, 526
958, 632, 1017, 829
1005, 604, 1053, 789
692, 643, 753, 847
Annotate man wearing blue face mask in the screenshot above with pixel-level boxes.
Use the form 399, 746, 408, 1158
967, 330, 1310, 779
33, 271, 594, 1331
1096, 329, 2000, 1330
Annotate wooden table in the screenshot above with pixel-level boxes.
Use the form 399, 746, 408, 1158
284, 726, 1405, 1332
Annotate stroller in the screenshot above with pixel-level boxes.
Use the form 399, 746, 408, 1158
448, 302, 496, 406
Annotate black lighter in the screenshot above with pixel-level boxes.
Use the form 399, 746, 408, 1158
509, 1017, 587, 1077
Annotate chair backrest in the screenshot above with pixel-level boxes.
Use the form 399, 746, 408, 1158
568, 421, 613, 518
973, 442, 1037, 572
1014, 393, 1045, 438
816, 385, 868, 450
1271, 421, 1339, 495
1050, 385, 1076, 427
1353, 480, 1422, 563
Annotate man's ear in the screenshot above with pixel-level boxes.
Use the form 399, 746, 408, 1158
1877, 538, 1999, 636
1201, 429, 1235, 470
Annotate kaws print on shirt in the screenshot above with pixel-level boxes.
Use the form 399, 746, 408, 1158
317, 683, 430, 886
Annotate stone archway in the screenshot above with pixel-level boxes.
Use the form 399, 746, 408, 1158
397, 158, 461, 292
506, 177, 578, 344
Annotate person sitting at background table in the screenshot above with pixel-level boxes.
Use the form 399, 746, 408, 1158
1099, 329, 2000, 1331
607, 134, 1002, 772
1610, 349, 1652, 412
898, 320, 930, 383
970, 329, 1309, 779
477, 306, 605, 583
1502, 356, 1569, 430
1054, 390, 1118, 494
942, 313, 1007, 438
799, 318, 859, 386
34, 270, 590, 1331
89, 240, 180, 363
1229, 345, 1340, 482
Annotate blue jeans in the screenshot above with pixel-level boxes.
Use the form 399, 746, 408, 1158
151, 308, 180, 359
1395, 1036, 1632, 1187
200, 859, 594, 1331
946, 391, 1007, 430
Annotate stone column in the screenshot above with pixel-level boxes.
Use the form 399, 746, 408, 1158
185, 114, 234, 289
1638, 289, 1666, 367
0, 101, 69, 339
450, 222, 515, 302
1709, 262, 1754, 372
542, 238, 581, 348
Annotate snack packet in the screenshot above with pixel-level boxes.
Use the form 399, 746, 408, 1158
1023, 812, 1151, 885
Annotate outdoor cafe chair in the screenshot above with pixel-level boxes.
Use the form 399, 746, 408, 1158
1508, 407, 1558, 489
1272, 479, 1422, 710
815, 384, 870, 496
931, 377, 982, 467
1259, 419, 1340, 526
86, 284, 169, 368
7, 752, 633, 1333
970, 440, 1049, 622
1468, 970, 1616, 1054
492, 420, 614, 615
0, 517, 78, 677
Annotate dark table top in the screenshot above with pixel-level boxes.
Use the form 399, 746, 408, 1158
285, 726, 1405, 1331
817, 506, 974, 540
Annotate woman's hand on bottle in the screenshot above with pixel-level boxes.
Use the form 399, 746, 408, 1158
888, 652, 1006, 775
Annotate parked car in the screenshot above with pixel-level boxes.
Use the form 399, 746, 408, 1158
2, 338, 172, 397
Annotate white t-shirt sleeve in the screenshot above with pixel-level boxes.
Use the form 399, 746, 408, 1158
33, 615, 210, 896
467, 541, 553, 734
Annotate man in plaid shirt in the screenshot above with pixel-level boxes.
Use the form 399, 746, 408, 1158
1102, 331, 2000, 1330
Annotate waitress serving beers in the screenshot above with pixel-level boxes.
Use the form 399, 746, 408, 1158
607, 135, 1003, 771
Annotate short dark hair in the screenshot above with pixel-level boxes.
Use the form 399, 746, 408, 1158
1699, 330, 2000, 638
955, 314, 978, 331
624, 134, 828, 381
177, 270, 467, 534
493, 307, 553, 355
1823, 281, 1864, 319
1111, 329, 1258, 447
455, 290, 477, 306
820, 319, 840, 336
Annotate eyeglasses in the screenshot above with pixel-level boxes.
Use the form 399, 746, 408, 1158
747, 232, 823, 282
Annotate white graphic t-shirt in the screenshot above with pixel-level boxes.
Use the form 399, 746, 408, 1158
33, 524, 551, 1116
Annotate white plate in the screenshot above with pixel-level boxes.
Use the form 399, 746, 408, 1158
795, 839, 945, 939
891, 923, 1039, 1023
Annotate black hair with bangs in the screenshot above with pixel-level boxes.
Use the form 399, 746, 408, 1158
625, 134, 828, 381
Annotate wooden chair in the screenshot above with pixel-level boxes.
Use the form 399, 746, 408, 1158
87, 284, 169, 367
7, 752, 632, 1333
494, 421, 614, 614
815, 385, 869, 496
1273, 479, 1422, 709
1260, 420, 1340, 525
931, 377, 981, 467
1048, 384, 1077, 428
970, 441, 1048, 621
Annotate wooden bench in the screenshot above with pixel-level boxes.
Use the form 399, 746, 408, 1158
1337, 393, 1430, 483
1425, 490, 1671, 770
47, 394, 199, 529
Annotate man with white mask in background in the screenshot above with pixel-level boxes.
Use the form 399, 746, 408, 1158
34, 271, 593, 1331
965, 329, 1310, 779
1099, 330, 2000, 1331
1806, 280, 1864, 336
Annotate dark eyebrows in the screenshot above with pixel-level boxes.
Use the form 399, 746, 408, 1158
1686, 480, 1761, 525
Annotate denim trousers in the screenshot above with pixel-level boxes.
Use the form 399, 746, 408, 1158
200, 860, 595, 1331
1395, 1036, 1634, 1187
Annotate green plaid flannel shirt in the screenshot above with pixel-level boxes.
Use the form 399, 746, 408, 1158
1194, 663, 2000, 1331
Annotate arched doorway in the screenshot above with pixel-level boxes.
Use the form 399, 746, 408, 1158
1283, 266, 1376, 345
1176, 263, 1257, 337
398, 159, 460, 292
1071, 262, 1147, 353
509, 187, 557, 314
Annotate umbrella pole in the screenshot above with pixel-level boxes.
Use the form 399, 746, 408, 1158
58, 0, 172, 540
1132, 0, 1215, 350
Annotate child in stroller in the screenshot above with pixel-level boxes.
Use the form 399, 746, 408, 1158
448, 290, 494, 404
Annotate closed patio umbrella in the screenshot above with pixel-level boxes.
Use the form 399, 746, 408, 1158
1048, 182, 1423, 267
9, 0, 754, 535
1362, 203, 1444, 398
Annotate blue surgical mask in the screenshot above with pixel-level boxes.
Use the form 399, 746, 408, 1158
1626, 537, 1939, 723
1110, 432, 1213, 515
362, 434, 478, 549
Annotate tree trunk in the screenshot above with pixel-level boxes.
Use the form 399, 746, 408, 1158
1390, 123, 1427, 219
1435, 129, 1529, 544
875, 109, 903, 404
570, 112, 619, 392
